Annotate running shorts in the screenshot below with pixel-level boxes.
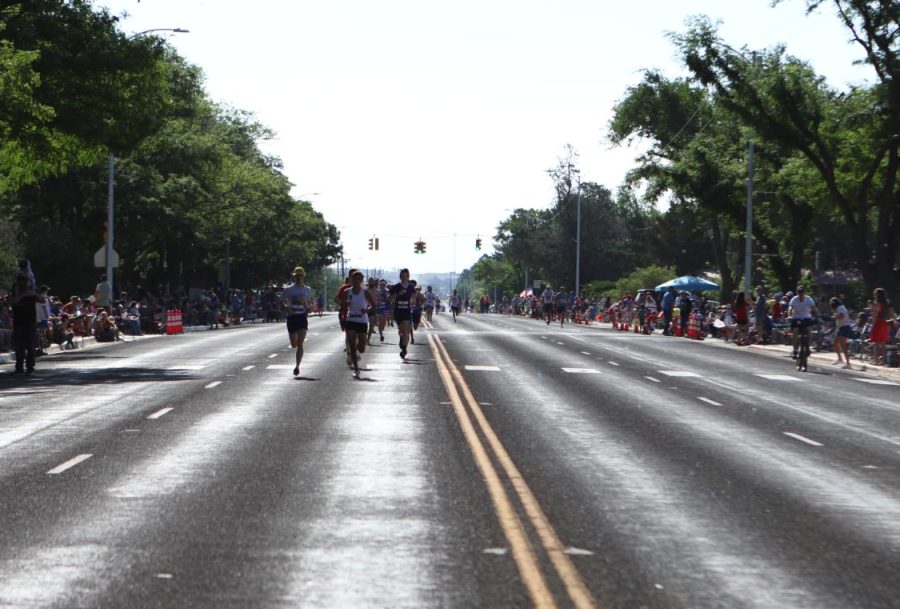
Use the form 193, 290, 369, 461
556, 305, 567, 314
543, 303, 552, 313
345, 321, 368, 334
394, 309, 411, 322
286, 313, 308, 333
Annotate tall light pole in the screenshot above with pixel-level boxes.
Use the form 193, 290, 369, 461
575, 178, 582, 299
744, 141, 754, 296
107, 28, 189, 295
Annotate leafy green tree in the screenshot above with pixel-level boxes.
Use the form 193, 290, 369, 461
675, 12, 900, 298
614, 265, 677, 298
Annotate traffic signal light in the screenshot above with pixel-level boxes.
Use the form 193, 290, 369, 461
421, 241, 426, 253
475, 237, 482, 250
374, 238, 379, 251
368, 238, 374, 250
414, 240, 426, 254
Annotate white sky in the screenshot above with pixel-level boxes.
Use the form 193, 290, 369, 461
99, 0, 872, 275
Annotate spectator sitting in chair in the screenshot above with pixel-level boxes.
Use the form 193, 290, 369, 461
94, 310, 118, 342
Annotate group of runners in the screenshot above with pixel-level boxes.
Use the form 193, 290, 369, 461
278, 266, 450, 379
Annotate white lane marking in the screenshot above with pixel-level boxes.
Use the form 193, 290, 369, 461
756, 374, 804, 381
564, 547, 595, 556
482, 548, 508, 555
581, 351, 591, 355
556, 341, 565, 345
540, 336, 548, 339
480, 402, 494, 406
47, 454, 93, 475
204, 381, 222, 389
853, 378, 899, 386
147, 407, 174, 420
608, 361, 620, 366
698, 397, 723, 406
267, 354, 278, 359
783, 432, 823, 447
155, 573, 174, 579
242, 365, 255, 371
862, 465, 879, 469
645, 376, 661, 383
562, 368, 601, 374
465, 365, 501, 371
658, 371, 700, 377
267, 364, 294, 370
167, 365, 205, 371
366, 364, 402, 370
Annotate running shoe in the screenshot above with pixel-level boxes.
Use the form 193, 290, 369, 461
293, 366, 299, 377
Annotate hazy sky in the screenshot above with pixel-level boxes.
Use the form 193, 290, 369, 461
99, 0, 872, 276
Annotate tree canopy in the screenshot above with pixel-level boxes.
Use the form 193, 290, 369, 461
0, 0, 340, 293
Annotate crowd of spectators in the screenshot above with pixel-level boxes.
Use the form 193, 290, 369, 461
1, 265, 329, 358
494, 283, 899, 367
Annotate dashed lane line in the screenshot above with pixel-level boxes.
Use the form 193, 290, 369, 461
242, 365, 255, 371
853, 378, 899, 386
581, 351, 591, 355
697, 397, 723, 407
465, 365, 502, 371
47, 454, 93, 475
147, 407, 174, 420
645, 376, 661, 383
267, 353, 278, 359
783, 432, 824, 447
658, 370, 700, 377
562, 368, 602, 374
204, 381, 222, 389
756, 374, 804, 382
608, 361, 620, 366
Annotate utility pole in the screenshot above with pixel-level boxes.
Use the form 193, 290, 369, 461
575, 181, 582, 298
744, 141, 754, 296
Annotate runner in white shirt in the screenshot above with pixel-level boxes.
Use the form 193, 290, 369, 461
424, 286, 436, 322
541, 287, 555, 325
344, 270, 374, 379
281, 266, 313, 377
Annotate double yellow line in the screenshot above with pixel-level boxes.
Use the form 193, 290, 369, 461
428, 334, 597, 609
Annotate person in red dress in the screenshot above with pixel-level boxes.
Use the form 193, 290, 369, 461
869, 287, 895, 365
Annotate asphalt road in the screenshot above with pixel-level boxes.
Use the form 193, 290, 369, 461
0, 313, 897, 609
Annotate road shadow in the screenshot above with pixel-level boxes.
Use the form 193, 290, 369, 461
0, 367, 198, 389
293, 376, 320, 381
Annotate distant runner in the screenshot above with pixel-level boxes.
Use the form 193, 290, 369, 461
281, 266, 313, 377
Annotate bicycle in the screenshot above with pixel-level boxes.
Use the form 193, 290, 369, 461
793, 318, 814, 372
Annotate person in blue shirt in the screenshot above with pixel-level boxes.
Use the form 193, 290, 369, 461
661, 286, 676, 336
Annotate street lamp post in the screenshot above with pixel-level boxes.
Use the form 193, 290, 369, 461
575, 179, 582, 299
745, 141, 755, 295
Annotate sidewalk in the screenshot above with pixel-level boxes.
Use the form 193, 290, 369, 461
585, 320, 900, 383
0, 331, 162, 366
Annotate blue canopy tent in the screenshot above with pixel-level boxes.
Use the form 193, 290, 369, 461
655, 275, 720, 292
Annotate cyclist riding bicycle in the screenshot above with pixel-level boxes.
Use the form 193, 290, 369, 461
788, 285, 818, 361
